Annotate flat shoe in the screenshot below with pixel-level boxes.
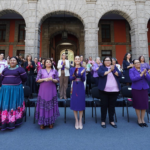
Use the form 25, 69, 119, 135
75, 125, 79, 129
109, 123, 117, 128
101, 124, 106, 128
79, 125, 83, 129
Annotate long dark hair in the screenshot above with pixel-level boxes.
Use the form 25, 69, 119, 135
123, 53, 131, 61
139, 55, 145, 63
103, 56, 112, 66
44, 58, 53, 69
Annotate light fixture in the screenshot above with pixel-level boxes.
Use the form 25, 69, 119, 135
62, 11, 68, 40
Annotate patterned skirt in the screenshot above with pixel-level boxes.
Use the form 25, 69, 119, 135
0, 84, 25, 130
35, 82, 60, 126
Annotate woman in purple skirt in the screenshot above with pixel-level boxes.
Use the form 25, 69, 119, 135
129, 59, 150, 127
36, 58, 60, 129
70, 56, 86, 130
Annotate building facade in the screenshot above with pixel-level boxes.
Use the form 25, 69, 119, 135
0, 0, 150, 64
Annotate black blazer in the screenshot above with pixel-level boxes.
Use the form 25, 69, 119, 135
98, 65, 122, 91
24, 61, 35, 75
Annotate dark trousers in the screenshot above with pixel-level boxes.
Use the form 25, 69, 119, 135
99, 90, 119, 122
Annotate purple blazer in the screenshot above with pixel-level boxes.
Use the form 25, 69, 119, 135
129, 67, 150, 90
92, 63, 102, 78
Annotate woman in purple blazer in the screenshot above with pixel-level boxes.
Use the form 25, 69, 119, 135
129, 59, 150, 127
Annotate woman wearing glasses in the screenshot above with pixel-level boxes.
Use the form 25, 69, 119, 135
98, 57, 121, 128
129, 59, 150, 127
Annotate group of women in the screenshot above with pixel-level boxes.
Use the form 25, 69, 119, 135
0, 52, 150, 131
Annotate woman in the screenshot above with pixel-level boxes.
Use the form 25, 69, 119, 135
38, 57, 42, 63
36, 59, 60, 129
24, 55, 36, 97
70, 56, 86, 129
34, 57, 38, 75
41, 58, 45, 69
112, 58, 121, 71
123, 53, 133, 85
92, 57, 102, 86
57, 53, 70, 99
98, 57, 121, 128
0, 57, 27, 130
0, 54, 8, 86
129, 59, 150, 127
139, 55, 150, 71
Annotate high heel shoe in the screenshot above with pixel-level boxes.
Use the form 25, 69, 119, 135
137, 121, 144, 127
79, 124, 83, 129
75, 125, 79, 129
143, 123, 148, 127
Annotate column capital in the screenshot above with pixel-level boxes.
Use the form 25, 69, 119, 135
134, 0, 146, 3
86, 0, 97, 4
28, 0, 38, 2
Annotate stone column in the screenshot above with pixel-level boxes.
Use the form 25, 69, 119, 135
131, 0, 149, 62
84, 28, 99, 59
25, 0, 40, 58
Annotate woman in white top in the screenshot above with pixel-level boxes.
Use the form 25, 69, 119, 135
57, 53, 70, 99
0, 54, 8, 86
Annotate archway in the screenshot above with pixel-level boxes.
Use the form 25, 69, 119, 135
97, 11, 132, 65
39, 12, 84, 62
0, 9, 27, 58
60, 49, 74, 62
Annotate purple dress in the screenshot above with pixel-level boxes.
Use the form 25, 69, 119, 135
140, 63, 150, 70
70, 67, 85, 111
35, 69, 60, 126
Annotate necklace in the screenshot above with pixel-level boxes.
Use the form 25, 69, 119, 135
8, 65, 19, 70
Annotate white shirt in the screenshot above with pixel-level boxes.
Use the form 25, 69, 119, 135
0, 60, 8, 73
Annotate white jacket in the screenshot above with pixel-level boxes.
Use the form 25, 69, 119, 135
57, 60, 70, 77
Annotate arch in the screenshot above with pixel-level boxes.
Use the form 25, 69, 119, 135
0, 9, 28, 26
50, 30, 79, 40
96, 9, 136, 30
60, 49, 75, 62
38, 10, 86, 28
56, 40, 78, 49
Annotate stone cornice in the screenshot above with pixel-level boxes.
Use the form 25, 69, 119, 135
86, 0, 97, 4
28, 0, 38, 2
134, 0, 146, 3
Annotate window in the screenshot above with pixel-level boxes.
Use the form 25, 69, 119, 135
101, 50, 112, 60
101, 24, 111, 42
18, 24, 25, 42
0, 50, 5, 56
0, 25, 6, 42
17, 50, 25, 58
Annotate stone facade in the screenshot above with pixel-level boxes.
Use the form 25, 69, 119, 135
0, 0, 150, 62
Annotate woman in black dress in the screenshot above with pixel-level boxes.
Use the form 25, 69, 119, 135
24, 55, 37, 97
123, 53, 133, 85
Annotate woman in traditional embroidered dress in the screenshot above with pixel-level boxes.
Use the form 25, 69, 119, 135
70, 56, 86, 130
36, 58, 60, 129
0, 57, 27, 130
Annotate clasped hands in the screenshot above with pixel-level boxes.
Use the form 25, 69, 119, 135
108, 65, 118, 76
43, 77, 53, 82
140, 69, 147, 77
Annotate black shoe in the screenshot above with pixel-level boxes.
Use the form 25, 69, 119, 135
101, 122, 106, 128
137, 121, 144, 127
143, 123, 148, 127
109, 123, 117, 128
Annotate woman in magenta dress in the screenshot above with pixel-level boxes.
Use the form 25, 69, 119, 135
70, 56, 86, 130
36, 58, 60, 129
